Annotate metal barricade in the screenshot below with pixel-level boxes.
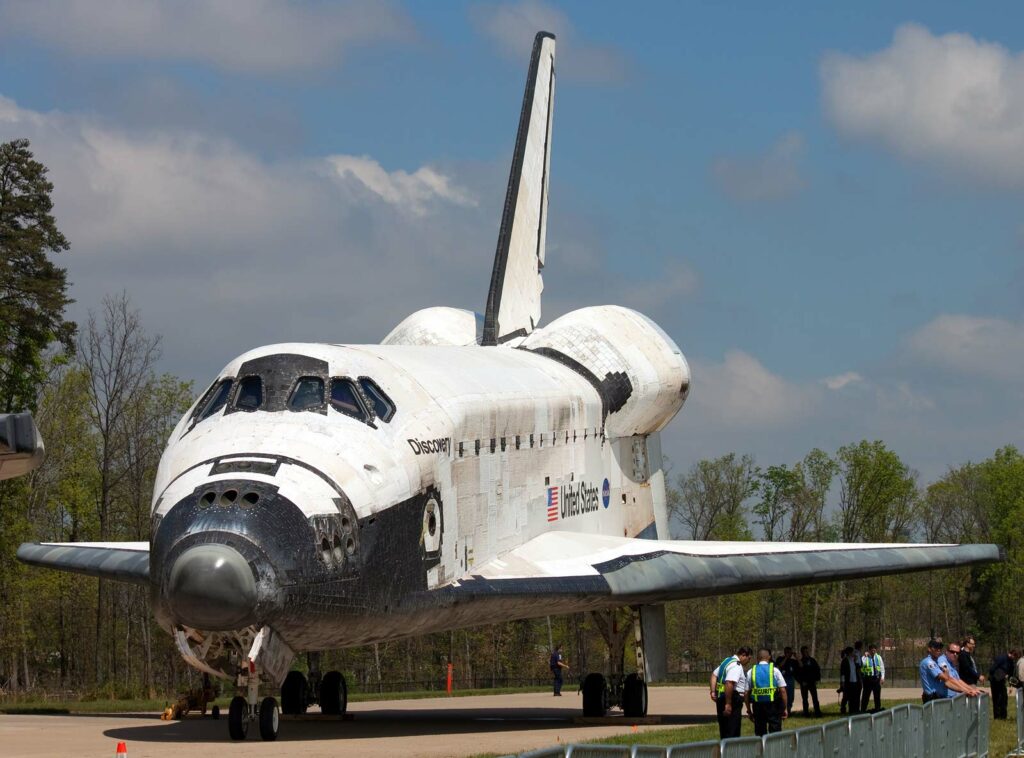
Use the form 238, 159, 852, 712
793, 724, 822, 758
761, 730, 796, 758
632, 746, 671, 758
1011, 687, 1024, 758
564, 746, 632, 757
870, 708, 894, 758
718, 735, 762, 757
820, 718, 849, 757
515, 692, 991, 757
665, 741, 721, 758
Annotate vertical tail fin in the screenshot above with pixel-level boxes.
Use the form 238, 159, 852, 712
482, 31, 556, 346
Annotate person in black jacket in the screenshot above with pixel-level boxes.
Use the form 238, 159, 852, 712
958, 637, 984, 687
799, 645, 822, 717
838, 647, 861, 715
774, 647, 801, 717
990, 648, 1020, 719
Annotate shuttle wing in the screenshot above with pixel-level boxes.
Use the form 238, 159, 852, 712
17, 542, 149, 585
448, 533, 1001, 607
482, 32, 556, 345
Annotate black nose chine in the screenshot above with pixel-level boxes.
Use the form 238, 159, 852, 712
167, 544, 258, 630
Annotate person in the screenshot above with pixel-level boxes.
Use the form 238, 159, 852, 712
710, 647, 752, 739
860, 643, 885, 713
744, 648, 789, 737
798, 645, 822, 717
775, 646, 801, 717
989, 648, 1018, 719
958, 637, 984, 687
549, 644, 569, 696
920, 639, 981, 702
839, 646, 861, 715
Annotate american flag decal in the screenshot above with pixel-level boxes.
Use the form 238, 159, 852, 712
546, 486, 559, 522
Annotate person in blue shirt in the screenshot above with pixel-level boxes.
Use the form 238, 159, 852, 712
549, 644, 569, 696
920, 640, 980, 702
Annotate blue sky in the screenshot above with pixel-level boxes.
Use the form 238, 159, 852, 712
1, 0, 1022, 484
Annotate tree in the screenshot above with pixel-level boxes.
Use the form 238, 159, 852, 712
669, 453, 758, 540
79, 292, 161, 684
834, 441, 918, 543
0, 138, 74, 414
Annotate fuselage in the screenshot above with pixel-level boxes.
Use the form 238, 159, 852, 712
149, 307, 688, 651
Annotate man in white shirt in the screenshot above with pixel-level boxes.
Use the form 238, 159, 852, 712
743, 648, 789, 736
860, 643, 886, 713
710, 646, 752, 739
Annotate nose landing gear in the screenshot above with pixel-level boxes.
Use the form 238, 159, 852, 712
228, 666, 281, 741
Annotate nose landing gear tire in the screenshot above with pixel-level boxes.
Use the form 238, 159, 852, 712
228, 695, 248, 740
259, 696, 280, 741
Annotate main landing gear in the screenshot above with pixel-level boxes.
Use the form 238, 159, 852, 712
581, 672, 648, 718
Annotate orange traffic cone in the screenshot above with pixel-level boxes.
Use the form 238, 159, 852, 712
115, 742, 127, 757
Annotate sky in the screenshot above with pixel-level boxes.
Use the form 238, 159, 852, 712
1, 0, 1022, 485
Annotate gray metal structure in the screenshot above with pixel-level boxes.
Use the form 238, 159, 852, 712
513, 693, 991, 757
1010, 688, 1024, 757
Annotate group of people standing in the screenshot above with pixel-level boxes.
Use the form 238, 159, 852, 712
709, 645, 826, 739
838, 640, 886, 715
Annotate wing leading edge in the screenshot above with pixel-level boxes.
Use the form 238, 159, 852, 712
17, 542, 150, 585
445, 533, 1001, 607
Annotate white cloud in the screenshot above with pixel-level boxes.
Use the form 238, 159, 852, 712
0, 93, 492, 379
821, 24, 1024, 185
0, 0, 414, 73
824, 371, 864, 390
469, 0, 631, 84
711, 132, 808, 202
689, 350, 817, 427
326, 156, 477, 217
907, 314, 1024, 381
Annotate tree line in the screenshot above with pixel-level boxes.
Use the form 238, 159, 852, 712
1, 138, 1020, 699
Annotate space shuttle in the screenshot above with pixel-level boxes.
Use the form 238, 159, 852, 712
17, 32, 999, 741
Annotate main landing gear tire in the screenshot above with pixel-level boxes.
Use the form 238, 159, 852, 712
259, 696, 280, 741
320, 670, 348, 715
622, 673, 648, 717
281, 670, 309, 714
228, 695, 249, 740
582, 673, 608, 717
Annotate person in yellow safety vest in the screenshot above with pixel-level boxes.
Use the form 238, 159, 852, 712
743, 648, 789, 737
710, 646, 752, 740
860, 643, 886, 713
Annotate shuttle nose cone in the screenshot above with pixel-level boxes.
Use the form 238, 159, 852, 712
167, 544, 257, 630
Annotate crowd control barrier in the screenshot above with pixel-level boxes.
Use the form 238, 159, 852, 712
512, 692, 990, 758
1011, 688, 1024, 757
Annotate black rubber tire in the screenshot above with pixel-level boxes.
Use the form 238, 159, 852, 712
582, 673, 607, 717
622, 673, 648, 717
210, 704, 220, 719
320, 670, 347, 715
281, 670, 308, 714
228, 695, 248, 740
258, 696, 279, 742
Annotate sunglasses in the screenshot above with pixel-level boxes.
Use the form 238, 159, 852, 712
947, 650, 960, 655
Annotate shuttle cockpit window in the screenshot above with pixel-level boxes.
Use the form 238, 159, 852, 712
358, 377, 395, 422
289, 377, 325, 412
194, 378, 233, 423
330, 378, 368, 422
234, 375, 264, 411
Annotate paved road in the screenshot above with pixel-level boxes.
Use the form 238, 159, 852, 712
0, 686, 925, 757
